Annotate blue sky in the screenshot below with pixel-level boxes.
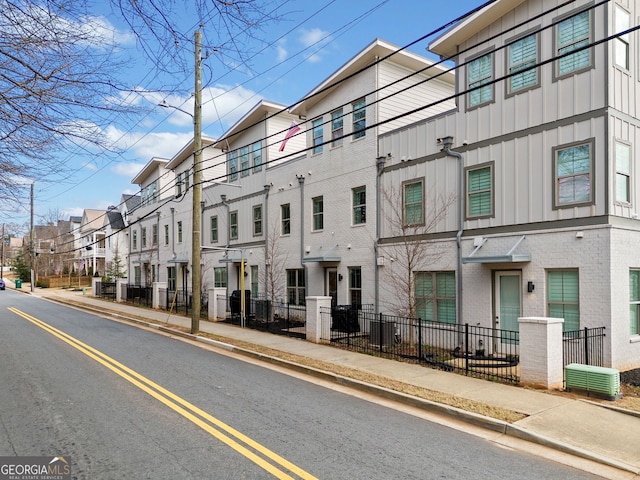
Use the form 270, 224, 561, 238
13, 0, 481, 227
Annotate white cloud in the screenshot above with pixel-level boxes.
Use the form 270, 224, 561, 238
276, 39, 288, 62
111, 162, 146, 178
298, 28, 332, 63
82, 162, 98, 172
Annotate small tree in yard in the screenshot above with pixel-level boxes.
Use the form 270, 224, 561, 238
260, 219, 289, 320
379, 185, 456, 321
105, 245, 126, 282
12, 249, 30, 282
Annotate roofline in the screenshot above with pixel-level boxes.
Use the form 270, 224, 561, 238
131, 157, 169, 185
165, 135, 217, 170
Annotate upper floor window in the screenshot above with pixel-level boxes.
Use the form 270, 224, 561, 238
228, 150, 238, 181
507, 33, 538, 94
176, 172, 183, 196
331, 109, 343, 147
210, 216, 218, 243
467, 52, 493, 107
164, 224, 169, 245
240, 146, 250, 177
352, 99, 366, 139
281, 204, 290, 235
466, 164, 493, 218
553, 140, 593, 208
403, 180, 424, 226
253, 205, 262, 236
555, 10, 592, 77
152, 224, 158, 246
141, 227, 147, 248
184, 170, 190, 191
312, 196, 323, 231
132, 230, 137, 250
230, 211, 238, 240
615, 142, 631, 204
352, 186, 366, 225
312, 118, 323, 154
177, 221, 183, 243
252, 141, 262, 173
614, 5, 630, 70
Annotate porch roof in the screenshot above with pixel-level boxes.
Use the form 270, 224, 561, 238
462, 235, 531, 264
302, 245, 341, 263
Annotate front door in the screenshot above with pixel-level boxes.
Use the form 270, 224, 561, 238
494, 271, 521, 348
326, 267, 337, 307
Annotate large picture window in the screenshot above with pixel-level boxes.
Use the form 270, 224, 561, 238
554, 141, 593, 207
548, 270, 579, 332
630, 270, 640, 335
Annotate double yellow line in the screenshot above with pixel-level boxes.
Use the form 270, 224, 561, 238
9, 307, 318, 480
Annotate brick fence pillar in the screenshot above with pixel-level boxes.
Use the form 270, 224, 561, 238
518, 316, 565, 389
305, 296, 332, 344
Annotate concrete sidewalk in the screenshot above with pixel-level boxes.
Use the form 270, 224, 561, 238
18, 285, 640, 478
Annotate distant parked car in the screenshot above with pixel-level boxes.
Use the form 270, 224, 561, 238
0, 279, 5, 290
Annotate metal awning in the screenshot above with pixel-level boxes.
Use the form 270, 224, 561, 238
219, 257, 244, 264
462, 235, 531, 264
302, 245, 341, 263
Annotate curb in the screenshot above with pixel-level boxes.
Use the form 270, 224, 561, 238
40, 294, 640, 476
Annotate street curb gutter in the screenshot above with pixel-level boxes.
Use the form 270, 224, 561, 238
42, 296, 640, 476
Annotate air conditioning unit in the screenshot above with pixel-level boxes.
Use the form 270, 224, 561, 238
565, 364, 622, 400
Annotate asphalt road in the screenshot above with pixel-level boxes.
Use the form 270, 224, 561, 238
0, 291, 604, 479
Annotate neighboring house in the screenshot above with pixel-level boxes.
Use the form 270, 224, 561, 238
79, 209, 107, 276
376, 0, 639, 369
103, 206, 128, 279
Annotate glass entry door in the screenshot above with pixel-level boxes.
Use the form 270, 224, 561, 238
326, 267, 337, 307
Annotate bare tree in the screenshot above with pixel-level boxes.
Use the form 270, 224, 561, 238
379, 185, 456, 320
261, 218, 289, 316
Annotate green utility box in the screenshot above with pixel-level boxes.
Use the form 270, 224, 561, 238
15, 279, 22, 288
565, 363, 622, 400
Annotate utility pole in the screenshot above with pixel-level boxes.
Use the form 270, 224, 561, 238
191, 29, 203, 334
30, 183, 34, 292
1, 223, 4, 280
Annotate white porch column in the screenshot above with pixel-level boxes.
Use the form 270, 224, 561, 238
305, 296, 332, 344
518, 316, 565, 389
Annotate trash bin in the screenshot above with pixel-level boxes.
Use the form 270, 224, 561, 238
331, 305, 360, 333
230, 290, 251, 318
15, 279, 22, 289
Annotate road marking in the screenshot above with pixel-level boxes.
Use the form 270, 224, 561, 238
8, 307, 318, 480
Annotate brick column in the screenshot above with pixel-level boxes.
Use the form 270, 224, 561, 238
518, 316, 565, 389
305, 296, 332, 344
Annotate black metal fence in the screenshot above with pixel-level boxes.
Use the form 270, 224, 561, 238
220, 294, 306, 339
322, 307, 520, 384
95, 281, 116, 300
161, 288, 208, 318
563, 327, 606, 367
124, 284, 153, 308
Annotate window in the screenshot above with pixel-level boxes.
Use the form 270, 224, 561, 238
631, 270, 640, 335
210, 216, 218, 243
177, 221, 183, 243
614, 6, 630, 69
615, 142, 631, 203
230, 211, 238, 240
251, 265, 259, 299
176, 172, 183, 196
281, 204, 290, 235
228, 150, 238, 181
252, 141, 262, 173
167, 266, 176, 291
132, 230, 137, 250
287, 269, 305, 305
331, 109, 343, 147
240, 146, 250, 177
507, 33, 538, 93
312, 196, 323, 231
349, 267, 362, 307
352, 186, 366, 225
214, 267, 227, 288
556, 10, 591, 77
164, 225, 169, 245
548, 270, 579, 332
312, 118, 323, 154
253, 205, 262, 236
142, 181, 158, 206
184, 170, 190, 191
468, 52, 493, 107
352, 99, 366, 139
141, 227, 147, 248
554, 141, 593, 207
134, 266, 141, 285
416, 272, 456, 324
466, 164, 493, 218
152, 224, 158, 246
403, 180, 423, 226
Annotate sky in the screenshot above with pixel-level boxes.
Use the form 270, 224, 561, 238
9, 0, 482, 229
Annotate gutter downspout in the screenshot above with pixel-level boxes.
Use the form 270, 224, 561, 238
441, 137, 464, 346
263, 184, 271, 298
296, 175, 306, 297
374, 155, 387, 315
221, 194, 229, 296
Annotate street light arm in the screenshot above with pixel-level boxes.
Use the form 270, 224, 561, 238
158, 100, 194, 119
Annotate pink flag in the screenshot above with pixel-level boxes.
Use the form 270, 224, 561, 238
279, 121, 301, 152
